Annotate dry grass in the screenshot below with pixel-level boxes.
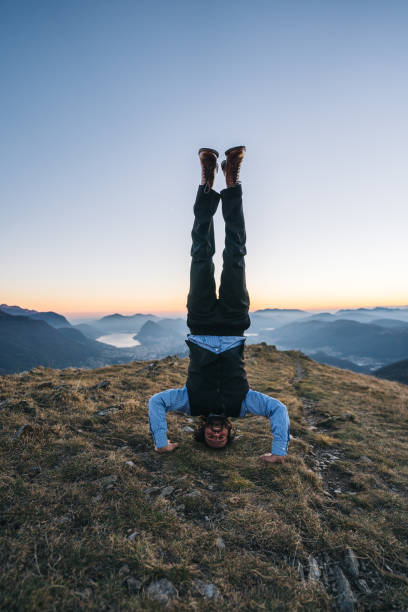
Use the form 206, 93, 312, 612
0, 346, 407, 610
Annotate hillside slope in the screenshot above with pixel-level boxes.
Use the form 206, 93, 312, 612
0, 345, 407, 611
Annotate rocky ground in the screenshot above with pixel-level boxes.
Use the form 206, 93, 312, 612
0, 345, 407, 610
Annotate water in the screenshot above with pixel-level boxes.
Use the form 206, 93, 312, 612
96, 333, 141, 348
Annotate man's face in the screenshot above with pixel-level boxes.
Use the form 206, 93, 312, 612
204, 419, 229, 449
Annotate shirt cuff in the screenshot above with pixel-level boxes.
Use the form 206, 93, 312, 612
153, 431, 169, 448
272, 440, 288, 456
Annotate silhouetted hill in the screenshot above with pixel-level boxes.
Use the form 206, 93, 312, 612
73, 323, 103, 340
335, 307, 408, 323
0, 304, 71, 328
375, 359, 408, 385
250, 308, 308, 331
0, 310, 110, 374
94, 313, 158, 333
136, 320, 170, 342
1, 345, 407, 609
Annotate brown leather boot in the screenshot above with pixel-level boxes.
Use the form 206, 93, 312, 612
199, 148, 219, 193
221, 146, 246, 187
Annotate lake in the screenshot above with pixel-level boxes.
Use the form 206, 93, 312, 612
96, 333, 141, 348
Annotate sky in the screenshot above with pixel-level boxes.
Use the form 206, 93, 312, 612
1, 0, 407, 317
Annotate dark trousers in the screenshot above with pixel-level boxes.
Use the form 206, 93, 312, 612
186, 184, 251, 336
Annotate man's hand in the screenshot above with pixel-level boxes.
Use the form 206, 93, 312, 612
154, 441, 179, 453
258, 453, 285, 464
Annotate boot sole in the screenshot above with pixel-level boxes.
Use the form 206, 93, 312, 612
198, 148, 219, 157
225, 146, 246, 156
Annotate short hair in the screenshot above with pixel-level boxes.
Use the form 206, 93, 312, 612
193, 415, 236, 448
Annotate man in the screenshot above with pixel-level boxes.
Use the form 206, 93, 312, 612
148, 146, 290, 464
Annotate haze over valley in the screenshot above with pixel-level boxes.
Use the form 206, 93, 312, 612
1, 303, 408, 385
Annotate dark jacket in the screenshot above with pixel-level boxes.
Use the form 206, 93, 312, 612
185, 340, 249, 417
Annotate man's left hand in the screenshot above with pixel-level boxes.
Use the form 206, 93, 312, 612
258, 453, 285, 464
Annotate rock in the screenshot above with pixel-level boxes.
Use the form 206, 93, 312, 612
215, 537, 225, 551
297, 561, 305, 581
334, 488, 342, 494
147, 578, 178, 604
144, 486, 161, 496
182, 426, 194, 432
159, 486, 175, 498
334, 566, 357, 612
356, 579, 371, 594
360, 455, 373, 464
186, 490, 201, 498
344, 548, 360, 578
308, 555, 321, 581
128, 531, 139, 541
125, 576, 142, 592
97, 405, 120, 416
118, 564, 130, 576
97, 380, 110, 389
194, 580, 219, 599
187, 418, 193, 423
125, 461, 136, 467
99, 475, 118, 486
13, 424, 32, 439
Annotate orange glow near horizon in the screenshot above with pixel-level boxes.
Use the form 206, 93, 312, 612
4, 293, 407, 319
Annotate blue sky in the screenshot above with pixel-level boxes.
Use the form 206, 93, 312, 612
1, 0, 407, 316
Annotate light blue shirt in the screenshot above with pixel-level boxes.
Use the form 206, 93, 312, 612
148, 386, 290, 455
148, 334, 290, 456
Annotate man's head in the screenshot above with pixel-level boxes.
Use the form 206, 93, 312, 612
194, 416, 235, 449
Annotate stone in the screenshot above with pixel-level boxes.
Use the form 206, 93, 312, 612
159, 486, 175, 498
144, 486, 161, 496
147, 578, 177, 604
344, 547, 360, 578
356, 579, 371, 594
128, 531, 139, 541
308, 555, 321, 581
182, 426, 194, 432
13, 424, 32, 439
97, 380, 110, 389
186, 490, 201, 498
360, 455, 373, 464
194, 580, 219, 599
215, 537, 225, 551
125, 461, 136, 467
97, 406, 120, 416
334, 488, 342, 494
99, 475, 118, 486
125, 576, 142, 592
334, 565, 357, 612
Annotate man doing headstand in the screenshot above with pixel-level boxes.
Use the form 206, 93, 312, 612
148, 147, 290, 463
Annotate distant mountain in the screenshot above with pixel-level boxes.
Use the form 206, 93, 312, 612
369, 318, 408, 329
250, 308, 308, 331
156, 318, 188, 338
94, 313, 158, 333
334, 307, 408, 323
374, 359, 408, 385
0, 304, 71, 328
136, 320, 180, 344
267, 318, 408, 363
0, 310, 110, 374
73, 323, 104, 340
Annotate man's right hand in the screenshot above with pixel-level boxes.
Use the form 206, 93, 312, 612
154, 441, 179, 453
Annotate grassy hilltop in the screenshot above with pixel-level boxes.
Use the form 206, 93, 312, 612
1, 345, 407, 611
